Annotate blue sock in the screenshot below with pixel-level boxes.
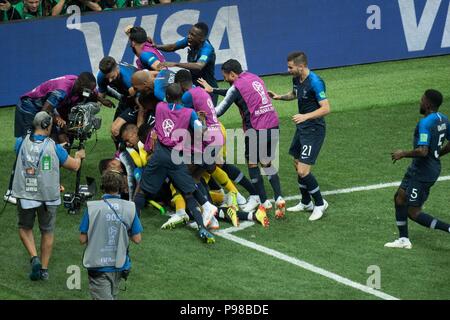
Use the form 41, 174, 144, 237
222, 163, 257, 195
415, 212, 450, 233
298, 176, 311, 204
248, 166, 267, 203
193, 185, 207, 206
301, 173, 323, 206
395, 204, 408, 238
263, 167, 282, 200
134, 192, 147, 217
185, 195, 204, 228
199, 180, 213, 202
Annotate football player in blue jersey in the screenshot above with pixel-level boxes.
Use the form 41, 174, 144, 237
269, 52, 330, 221
385, 89, 450, 249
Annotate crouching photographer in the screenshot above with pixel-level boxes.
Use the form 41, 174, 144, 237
79, 171, 142, 300
11, 111, 85, 281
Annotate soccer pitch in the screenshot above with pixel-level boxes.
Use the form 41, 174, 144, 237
0, 55, 450, 300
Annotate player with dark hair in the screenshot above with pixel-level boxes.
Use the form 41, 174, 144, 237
97, 56, 143, 144
134, 83, 216, 243
125, 26, 166, 71
14, 72, 97, 138
385, 89, 450, 249
156, 22, 218, 105
268, 51, 330, 221
199, 59, 280, 224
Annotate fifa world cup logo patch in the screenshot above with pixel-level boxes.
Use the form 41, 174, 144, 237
162, 119, 175, 137
252, 81, 269, 105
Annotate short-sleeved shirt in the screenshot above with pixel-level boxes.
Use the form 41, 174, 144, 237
139, 51, 162, 70
19, 89, 68, 114
293, 71, 327, 129
97, 63, 136, 96
79, 194, 143, 272
154, 69, 176, 102
408, 112, 450, 182
175, 37, 217, 88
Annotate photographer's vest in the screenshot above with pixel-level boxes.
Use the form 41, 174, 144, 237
83, 199, 135, 269
12, 135, 60, 201
233, 72, 279, 131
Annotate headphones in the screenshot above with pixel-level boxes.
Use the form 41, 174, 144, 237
41, 115, 52, 130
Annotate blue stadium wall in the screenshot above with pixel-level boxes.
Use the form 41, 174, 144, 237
1, 0, 450, 107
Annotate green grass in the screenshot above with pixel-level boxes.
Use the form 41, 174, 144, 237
1, 55, 450, 300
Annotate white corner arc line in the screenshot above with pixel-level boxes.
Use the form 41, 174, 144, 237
216, 231, 399, 300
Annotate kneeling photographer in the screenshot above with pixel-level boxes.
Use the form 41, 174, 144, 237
79, 171, 143, 300
11, 111, 86, 281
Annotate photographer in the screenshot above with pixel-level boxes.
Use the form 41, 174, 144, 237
79, 171, 142, 300
11, 111, 86, 281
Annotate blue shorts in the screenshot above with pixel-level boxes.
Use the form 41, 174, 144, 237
118, 107, 138, 124
289, 126, 326, 165
399, 170, 435, 207
140, 142, 196, 195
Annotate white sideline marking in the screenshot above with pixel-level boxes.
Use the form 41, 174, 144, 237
282, 175, 450, 202
215, 176, 450, 300
216, 231, 399, 300
190, 176, 450, 299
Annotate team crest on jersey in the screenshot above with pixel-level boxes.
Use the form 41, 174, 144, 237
162, 119, 175, 137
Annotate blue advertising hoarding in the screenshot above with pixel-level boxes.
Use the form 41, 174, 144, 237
1, 0, 449, 106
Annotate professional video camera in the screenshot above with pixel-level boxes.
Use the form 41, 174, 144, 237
63, 177, 97, 215
63, 89, 102, 214
66, 92, 102, 141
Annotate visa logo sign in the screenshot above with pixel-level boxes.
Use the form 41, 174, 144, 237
67, 5, 247, 76
399, 0, 450, 51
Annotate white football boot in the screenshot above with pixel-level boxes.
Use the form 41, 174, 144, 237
308, 199, 328, 221
384, 237, 412, 249
287, 201, 314, 212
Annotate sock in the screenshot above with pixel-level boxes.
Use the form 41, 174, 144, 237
209, 190, 225, 205
218, 208, 226, 219
301, 173, 323, 206
199, 181, 213, 202
185, 195, 204, 228
236, 211, 252, 221
193, 186, 207, 206
172, 194, 186, 212
395, 204, 409, 238
222, 163, 257, 195
298, 176, 311, 204
134, 192, 147, 217
212, 167, 239, 194
415, 212, 450, 233
263, 168, 282, 200
248, 166, 267, 203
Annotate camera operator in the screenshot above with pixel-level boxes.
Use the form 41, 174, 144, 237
79, 171, 142, 300
11, 111, 86, 281
14, 72, 97, 139
5, 72, 96, 203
